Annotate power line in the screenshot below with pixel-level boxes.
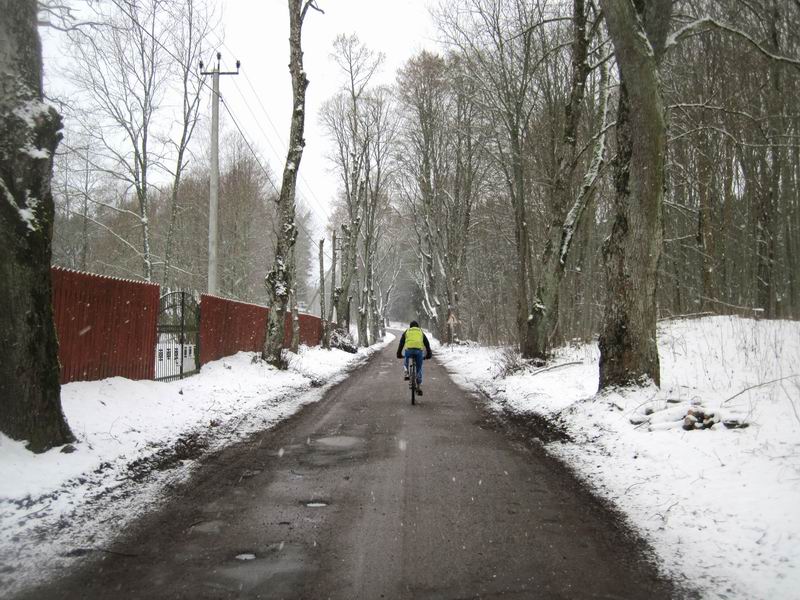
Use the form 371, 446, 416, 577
239, 70, 332, 221
220, 97, 333, 262
229, 74, 334, 225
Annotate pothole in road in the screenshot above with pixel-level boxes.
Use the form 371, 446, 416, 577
190, 519, 225, 534
314, 436, 362, 448
214, 543, 306, 594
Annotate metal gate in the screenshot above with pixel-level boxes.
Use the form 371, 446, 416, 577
155, 291, 200, 381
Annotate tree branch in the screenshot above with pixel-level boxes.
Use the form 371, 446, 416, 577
666, 17, 800, 68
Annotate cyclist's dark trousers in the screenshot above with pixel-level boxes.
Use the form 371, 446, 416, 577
404, 349, 424, 384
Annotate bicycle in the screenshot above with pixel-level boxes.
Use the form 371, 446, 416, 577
408, 360, 418, 405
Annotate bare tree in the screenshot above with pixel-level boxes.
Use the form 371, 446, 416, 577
321, 34, 384, 332
67, 0, 174, 281
262, 0, 322, 367
529, 0, 609, 360
439, 0, 546, 355
161, 0, 211, 287
396, 50, 486, 343
357, 85, 397, 346
0, 0, 74, 452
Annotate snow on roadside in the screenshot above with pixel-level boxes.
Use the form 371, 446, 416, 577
0, 337, 392, 595
437, 316, 800, 600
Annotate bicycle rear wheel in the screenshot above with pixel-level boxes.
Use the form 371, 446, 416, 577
409, 362, 416, 405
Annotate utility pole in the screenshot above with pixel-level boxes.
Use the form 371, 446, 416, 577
200, 52, 239, 295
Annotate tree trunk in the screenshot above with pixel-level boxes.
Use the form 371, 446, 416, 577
597, 0, 670, 388
355, 263, 368, 346
696, 127, 716, 312
0, 0, 75, 452
509, 135, 535, 358
327, 230, 338, 345
335, 221, 357, 329
291, 292, 300, 353
262, 0, 317, 367
319, 238, 329, 349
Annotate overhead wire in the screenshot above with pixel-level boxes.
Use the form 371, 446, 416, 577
219, 96, 333, 262
227, 75, 335, 227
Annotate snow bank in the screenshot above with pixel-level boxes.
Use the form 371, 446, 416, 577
0, 338, 391, 594
437, 316, 800, 600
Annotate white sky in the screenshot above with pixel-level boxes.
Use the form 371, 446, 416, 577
211, 0, 440, 233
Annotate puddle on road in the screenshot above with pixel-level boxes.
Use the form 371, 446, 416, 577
213, 542, 305, 594
190, 519, 225, 534
314, 436, 362, 448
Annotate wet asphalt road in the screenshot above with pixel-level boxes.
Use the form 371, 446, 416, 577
17, 339, 686, 599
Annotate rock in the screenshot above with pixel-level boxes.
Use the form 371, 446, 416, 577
60, 444, 77, 454
723, 418, 750, 429
688, 408, 706, 421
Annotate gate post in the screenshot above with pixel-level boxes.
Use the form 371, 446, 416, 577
179, 291, 186, 379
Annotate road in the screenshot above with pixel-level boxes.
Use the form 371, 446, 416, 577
17, 339, 687, 599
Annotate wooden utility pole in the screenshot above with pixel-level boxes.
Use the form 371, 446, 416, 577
200, 52, 239, 295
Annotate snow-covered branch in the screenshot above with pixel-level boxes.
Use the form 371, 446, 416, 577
666, 17, 800, 68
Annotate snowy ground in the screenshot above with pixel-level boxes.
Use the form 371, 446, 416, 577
437, 316, 800, 600
0, 338, 391, 595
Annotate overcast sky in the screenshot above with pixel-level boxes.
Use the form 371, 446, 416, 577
212, 0, 440, 234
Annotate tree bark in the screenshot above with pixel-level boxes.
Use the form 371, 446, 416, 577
598, 0, 671, 388
0, 0, 75, 452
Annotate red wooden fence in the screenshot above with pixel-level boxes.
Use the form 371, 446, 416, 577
50, 268, 322, 383
199, 294, 322, 365
51, 267, 159, 383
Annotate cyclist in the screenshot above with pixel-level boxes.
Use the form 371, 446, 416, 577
396, 321, 433, 395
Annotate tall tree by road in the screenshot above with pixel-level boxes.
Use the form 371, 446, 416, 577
262, 0, 322, 367
597, 0, 671, 387
0, 0, 74, 452
321, 34, 384, 332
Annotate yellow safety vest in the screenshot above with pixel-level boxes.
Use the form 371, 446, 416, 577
404, 327, 425, 350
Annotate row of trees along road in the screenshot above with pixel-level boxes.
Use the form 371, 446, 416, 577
2, 0, 800, 450
319, 0, 799, 379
